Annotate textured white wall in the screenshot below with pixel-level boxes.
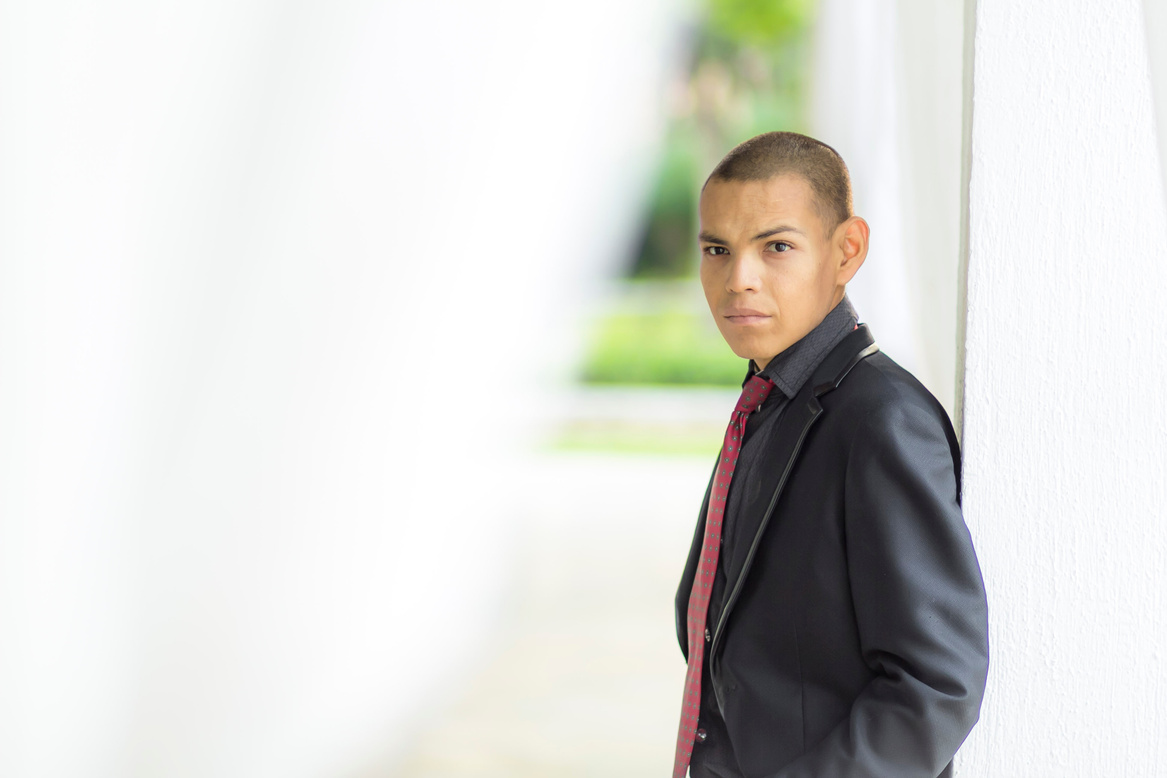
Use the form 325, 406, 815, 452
959, 0, 1167, 773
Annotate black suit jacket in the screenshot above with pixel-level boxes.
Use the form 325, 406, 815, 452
676, 325, 989, 778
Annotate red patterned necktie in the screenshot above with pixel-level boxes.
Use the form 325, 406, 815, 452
672, 374, 776, 778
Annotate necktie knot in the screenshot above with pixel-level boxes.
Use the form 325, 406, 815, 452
736, 374, 776, 415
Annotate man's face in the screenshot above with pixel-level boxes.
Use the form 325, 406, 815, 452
698, 174, 850, 370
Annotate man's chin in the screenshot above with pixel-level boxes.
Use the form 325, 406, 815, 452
733, 349, 781, 372
727, 339, 785, 368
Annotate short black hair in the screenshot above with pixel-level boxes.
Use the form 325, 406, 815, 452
705, 131, 853, 234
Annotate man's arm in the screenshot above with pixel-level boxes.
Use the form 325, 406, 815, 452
774, 395, 989, 778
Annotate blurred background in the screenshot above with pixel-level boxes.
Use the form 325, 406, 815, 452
0, 0, 966, 775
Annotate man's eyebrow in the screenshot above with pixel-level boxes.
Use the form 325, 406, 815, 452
698, 226, 806, 244
753, 225, 805, 240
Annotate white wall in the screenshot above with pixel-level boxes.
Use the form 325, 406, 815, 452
0, 2, 683, 776
958, 0, 1167, 773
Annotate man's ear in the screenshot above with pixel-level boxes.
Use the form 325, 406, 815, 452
835, 216, 869, 285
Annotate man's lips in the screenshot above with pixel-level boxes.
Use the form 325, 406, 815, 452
723, 308, 771, 325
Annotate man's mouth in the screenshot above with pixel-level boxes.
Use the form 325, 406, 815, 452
724, 308, 771, 324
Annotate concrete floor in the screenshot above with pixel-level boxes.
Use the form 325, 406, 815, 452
392, 452, 715, 777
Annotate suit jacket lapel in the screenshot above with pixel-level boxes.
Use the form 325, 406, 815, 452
711, 326, 879, 651
720, 388, 822, 597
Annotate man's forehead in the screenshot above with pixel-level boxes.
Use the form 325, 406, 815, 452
699, 175, 819, 229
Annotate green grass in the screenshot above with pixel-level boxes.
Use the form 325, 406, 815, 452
580, 308, 745, 387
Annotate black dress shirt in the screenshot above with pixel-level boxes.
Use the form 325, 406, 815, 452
691, 296, 859, 778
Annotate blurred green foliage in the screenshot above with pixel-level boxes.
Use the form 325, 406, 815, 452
705, 0, 814, 48
627, 128, 701, 279
582, 308, 744, 387
627, 0, 814, 279
580, 0, 814, 388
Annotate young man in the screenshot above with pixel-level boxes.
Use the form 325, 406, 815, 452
673, 132, 988, 778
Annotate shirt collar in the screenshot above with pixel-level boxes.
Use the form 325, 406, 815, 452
746, 295, 860, 399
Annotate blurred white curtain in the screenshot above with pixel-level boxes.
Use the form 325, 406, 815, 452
0, 2, 683, 776
810, 0, 965, 413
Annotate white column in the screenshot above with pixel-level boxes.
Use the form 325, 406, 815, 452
812, 0, 965, 416
811, 0, 918, 391
959, 0, 1167, 773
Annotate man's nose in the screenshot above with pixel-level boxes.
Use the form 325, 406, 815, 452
726, 252, 761, 293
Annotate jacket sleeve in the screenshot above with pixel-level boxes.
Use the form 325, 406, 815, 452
772, 396, 989, 778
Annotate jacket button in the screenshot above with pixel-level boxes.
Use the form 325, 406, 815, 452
704, 628, 711, 642
695, 728, 708, 742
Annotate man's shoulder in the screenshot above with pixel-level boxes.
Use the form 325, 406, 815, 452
824, 350, 956, 441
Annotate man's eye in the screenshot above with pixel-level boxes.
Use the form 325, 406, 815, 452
768, 241, 792, 252
704, 246, 729, 256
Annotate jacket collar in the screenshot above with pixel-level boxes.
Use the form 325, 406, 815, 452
811, 324, 879, 397
676, 325, 880, 658
747, 296, 859, 397
709, 324, 878, 656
